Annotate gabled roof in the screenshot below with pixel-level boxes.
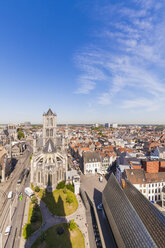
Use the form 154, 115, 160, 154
102, 174, 156, 248
43, 139, 56, 153
124, 180, 165, 248
83, 151, 101, 163
158, 147, 165, 153
43, 108, 56, 116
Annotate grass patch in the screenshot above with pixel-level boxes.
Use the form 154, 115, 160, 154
38, 189, 78, 216
22, 202, 42, 239
31, 223, 85, 248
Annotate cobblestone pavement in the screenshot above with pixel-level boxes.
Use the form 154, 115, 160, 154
24, 195, 90, 248
80, 174, 117, 248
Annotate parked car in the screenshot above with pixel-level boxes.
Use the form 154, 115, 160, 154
99, 176, 103, 182
8, 191, 13, 199
5, 226, 11, 235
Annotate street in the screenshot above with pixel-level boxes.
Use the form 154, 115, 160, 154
80, 174, 117, 248
0, 147, 32, 248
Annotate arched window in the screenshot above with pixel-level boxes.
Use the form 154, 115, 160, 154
38, 172, 40, 183
45, 174, 47, 185
46, 129, 49, 137
51, 118, 53, 126
47, 118, 49, 126
50, 129, 53, 136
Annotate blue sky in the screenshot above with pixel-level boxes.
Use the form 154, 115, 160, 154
0, 0, 165, 124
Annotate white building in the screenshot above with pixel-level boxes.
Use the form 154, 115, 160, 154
82, 151, 101, 175
125, 169, 165, 203
112, 123, 118, 128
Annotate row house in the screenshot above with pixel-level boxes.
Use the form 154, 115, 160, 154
0, 146, 12, 182
150, 146, 165, 159
115, 151, 143, 183
82, 151, 102, 175
125, 169, 165, 204
11, 142, 26, 157
100, 152, 116, 173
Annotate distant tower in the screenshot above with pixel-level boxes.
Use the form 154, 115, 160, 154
43, 108, 57, 146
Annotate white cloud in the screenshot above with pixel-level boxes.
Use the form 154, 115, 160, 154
75, 0, 165, 111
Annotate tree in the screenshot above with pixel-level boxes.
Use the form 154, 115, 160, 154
17, 129, 25, 140
69, 219, 77, 231
66, 184, 74, 193
66, 193, 73, 204
31, 196, 38, 204
40, 230, 46, 242
56, 181, 65, 189
34, 186, 40, 192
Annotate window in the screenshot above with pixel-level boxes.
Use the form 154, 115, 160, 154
149, 190, 150, 194
155, 184, 157, 187
143, 184, 146, 188
51, 118, 53, 126
143, 189, 146, 193
149, 184, 150, 188
152, 189, 154, 193
46, 129, 49, 137
50, 129, 53, 136
149, 196, 150, 200
155, 189, 157, 193
38, 172, 40, 183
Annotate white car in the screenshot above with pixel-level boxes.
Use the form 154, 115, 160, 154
5, 226, 11, 235
8, 191, 13, 199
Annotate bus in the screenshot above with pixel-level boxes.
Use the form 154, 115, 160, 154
24, 187, 34, 197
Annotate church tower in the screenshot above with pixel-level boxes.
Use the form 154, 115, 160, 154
43, 108, 57, 147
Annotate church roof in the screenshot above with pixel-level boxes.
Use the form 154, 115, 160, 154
43, 139, 56, 153
102, 174, 165, 248
43, 108, 56, 116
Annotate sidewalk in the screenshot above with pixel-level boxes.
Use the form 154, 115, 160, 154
19, 196, 30, 248
25, 195, 90, 248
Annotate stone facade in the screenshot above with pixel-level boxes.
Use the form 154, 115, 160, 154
31, 109, 68, 191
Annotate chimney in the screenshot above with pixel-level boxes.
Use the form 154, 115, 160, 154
121, 179, 126, 189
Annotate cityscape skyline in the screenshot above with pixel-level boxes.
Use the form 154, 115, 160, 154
1, 0, 165, 124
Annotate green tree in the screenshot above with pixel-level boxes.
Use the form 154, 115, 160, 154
66, 193, 73, 204
66, 184, 74, 193
34, 186, 40, 192
40, 230, 46, 242
56, 180, 65, 189
31, 196, 38, 204
17, 129, 25, 140
69, 219, 77, 231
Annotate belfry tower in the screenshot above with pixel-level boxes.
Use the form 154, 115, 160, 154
43, 108, 57, 146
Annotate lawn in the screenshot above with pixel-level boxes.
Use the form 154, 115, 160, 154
22, 202, 42, 239
31, 223, 85, 248
38, 189, 78, 216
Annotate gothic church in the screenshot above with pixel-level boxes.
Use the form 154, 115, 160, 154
30, 109, 68, 191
